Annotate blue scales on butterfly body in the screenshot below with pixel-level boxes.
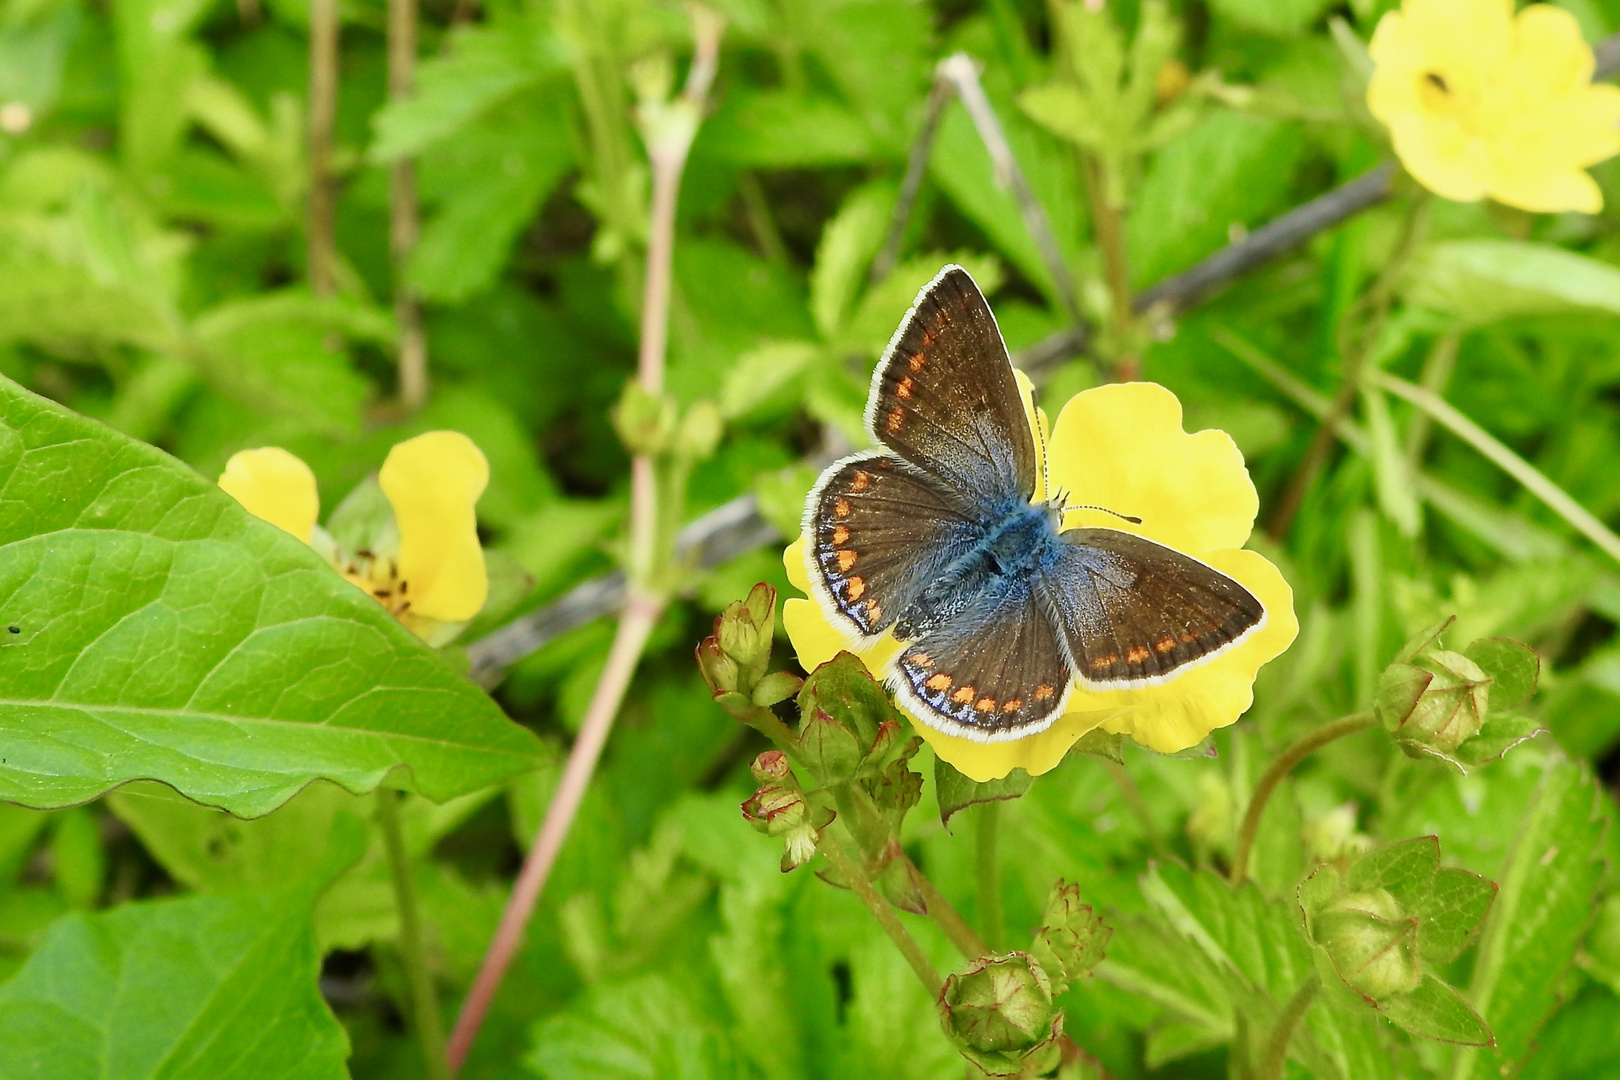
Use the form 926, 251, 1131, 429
803, 265, 1266, 743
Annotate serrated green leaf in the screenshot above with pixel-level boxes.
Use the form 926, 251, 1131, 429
810, 183, 895, 340
528, 973, 743, 1080
934, 756, 1032, 830
1417, 867, 1496, 965
0, 376, 545, 816
0, 879, 356, 1078
1452, 757, 1606, 1079
720, 341, 819, 420
1453, 715, 1545, 770
1465, 637, 1540, 711
1382, 974, 1493, 1046
701, 90, 874, 167
1067, 727, 1127, 763
1346, 835, 1441, 908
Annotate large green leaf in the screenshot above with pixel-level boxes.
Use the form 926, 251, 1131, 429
0, 376, 544, 816
528, 974, 744, 1080
0, 849, 358, 1079
1452, 757, 1606, 1079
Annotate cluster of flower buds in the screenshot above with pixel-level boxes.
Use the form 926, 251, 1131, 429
612, 381, 722, 461
1298, 835, 1494, 1045
939, 880, 1109, 1076
739, 750, 834, 873
697, 583, 801, 713
1375, 617, 1541, 772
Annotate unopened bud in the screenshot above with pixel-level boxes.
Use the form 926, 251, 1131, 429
1377, 650, 1489, 753
940, 953, 1062, 1059
1313, 887, 1421, 999
696, 637, 740, 695
740, 784, 805, 836
1028, 880, 1109, 994
612, 381, 677, 456
751, 749, 793, 784
797, 707, 865, 785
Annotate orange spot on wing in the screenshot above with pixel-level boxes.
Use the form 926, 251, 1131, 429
1089, 654, 1119, 671
1033, 684, 1055, 701
1180, 631, 1201, 642
1155, 635, 1177, 654
831, 525, 850, 545
951, 685, 976, 704
834, 498, 851, 518
908, 352, 925, 372
920, 329, 936, 348
1001, 698, 1023, 713
850, 470, 871, 492
896, 376, 914, 399
865, 599, 882, 621
1126, 645, 1152, 664
837, 549, 857, 572
909, 653, 933, 668
845, 576, 865, 602
886, 407, 904, 434
975, 697, 996, 713
926, 673, 952, 691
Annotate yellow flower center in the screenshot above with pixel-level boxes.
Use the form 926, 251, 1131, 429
338, 549, 414, 621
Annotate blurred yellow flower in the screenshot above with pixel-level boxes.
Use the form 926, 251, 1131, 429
1367, 0, 1620, 213
783, 382, 1297, 782
219, 431, 489, 645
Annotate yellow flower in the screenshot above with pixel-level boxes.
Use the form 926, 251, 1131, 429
1367, 0, 1620, 213
219, 431, 489, 644
783, 381, 1297, 782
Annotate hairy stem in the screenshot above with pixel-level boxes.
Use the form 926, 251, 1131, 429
388, 0, 426, 408
821, 829, 942, 997
975, 802, 1005, 952
307, 0, 338, 296
1230, 713, 1376, 886
377, 791, 449, 1080
903, 853, 989, 959
446, 12, 723, 1070
1256, 976, 1320, 1080
447, 594, 662, 1070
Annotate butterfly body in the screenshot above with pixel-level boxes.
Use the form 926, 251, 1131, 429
803, 265, 1266, 743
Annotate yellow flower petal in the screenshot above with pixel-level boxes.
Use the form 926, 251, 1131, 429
379, 431, 489, 622
1368, 0, 1619, 213
218, 447, 319, 543
1047, 383, 1256, 555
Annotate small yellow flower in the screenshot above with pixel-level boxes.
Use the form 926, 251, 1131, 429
783, 381, 1297, 782
1367, 0, 1620, 213
219, 431, 489, 645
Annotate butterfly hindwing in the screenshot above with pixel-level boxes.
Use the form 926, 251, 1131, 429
868, 266, 1039, 502
806, 453, 980, 637
892, 583, 1072, 739
1045, 528, 1265, 688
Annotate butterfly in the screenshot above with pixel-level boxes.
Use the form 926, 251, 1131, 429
802, 265, 1267, 742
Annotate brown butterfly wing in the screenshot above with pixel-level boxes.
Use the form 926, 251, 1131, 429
1046, 528, 1265, 688
866, 266, 1039, 500
805, 453, 980, 637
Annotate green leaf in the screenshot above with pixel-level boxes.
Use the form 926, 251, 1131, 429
528, 973, 743, 1080
1465, 637, 1540, 711
1418, 867, 1498, 965
809, 182, 895, 339
1066, 727, 1127, 764
934, 756, 1032, 830
1453, 757, 1606, 1079
1453, 715, 1545, 770
1208, 0, 1335, 35
0, 375, 545, 816
797, 652, 893, 747
700, 90, 874, 167
0, 879, 356, 1078
720, 341, 819, 421
1403, 239, 1620, 325
1382, 974, 1493, 1046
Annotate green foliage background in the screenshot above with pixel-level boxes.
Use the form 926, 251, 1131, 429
8, 0, 1620, 1076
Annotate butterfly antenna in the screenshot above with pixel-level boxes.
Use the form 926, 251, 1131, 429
1063, 503, 1143, 525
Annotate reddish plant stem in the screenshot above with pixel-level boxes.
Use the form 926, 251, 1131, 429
307, 0, 338, 296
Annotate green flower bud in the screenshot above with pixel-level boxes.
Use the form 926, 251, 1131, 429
696, 637, 740, 696
740, 784, 805, 836
611, 381, 677, 456
940, 952, 1062, 1061
750, 749, 793, 784
797, 707, 866, 785
1028, 880, 1110, 994
1313, 887, 1421, 999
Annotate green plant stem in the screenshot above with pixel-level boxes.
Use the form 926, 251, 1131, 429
377, 792, 449, 1080
1230, 712, 1376, 886
820, 829, 942, 997
1256, 976, 1320, 1080
1372, 370, 1620, 567
901, 853, 989, 959
306, 0, 338, 297
1083, 154, 1133, 354
1403, 330, 1458, 468
387, 0, 426, 408
975, 802, 1004, 952
738, 700, 800, 752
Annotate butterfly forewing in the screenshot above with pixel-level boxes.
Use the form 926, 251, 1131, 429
892, 584, 1072, 739
868, 266, 1039, 502
806, 453, 980, 637
1046, 528, 1265, 688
